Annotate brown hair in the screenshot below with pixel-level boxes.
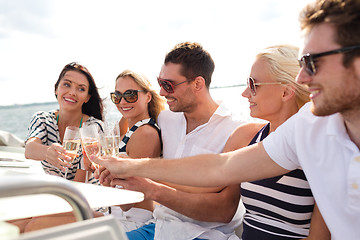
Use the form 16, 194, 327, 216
164, 42, 215, 89
299, 0, 360, 67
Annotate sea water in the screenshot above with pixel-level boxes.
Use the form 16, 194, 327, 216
0, 86, 257, 141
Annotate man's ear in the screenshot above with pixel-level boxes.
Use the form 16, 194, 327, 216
193, 76, 205, 91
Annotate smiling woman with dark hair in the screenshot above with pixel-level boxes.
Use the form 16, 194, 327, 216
25, 62, 103, 180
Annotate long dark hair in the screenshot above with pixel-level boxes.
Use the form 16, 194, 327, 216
54, 62, 103, 120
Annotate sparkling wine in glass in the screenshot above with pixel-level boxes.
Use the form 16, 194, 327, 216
114, 135, 121, 156
101, 135, 115, 156
101, 121, 120, 156
63, 126, 81, 179
113, 121, 121, 156
80, 124, 101, 169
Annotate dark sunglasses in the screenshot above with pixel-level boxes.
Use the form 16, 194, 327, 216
110, 89, 145, 104
298, 45, 360, 76
157, 77, 193, 93
247, 77, 283, 96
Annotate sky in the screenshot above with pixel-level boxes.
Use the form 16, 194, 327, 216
0, 0, 313, 106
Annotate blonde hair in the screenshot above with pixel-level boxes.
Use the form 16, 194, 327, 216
116, 70, 165, 121
256, 44, 310, 109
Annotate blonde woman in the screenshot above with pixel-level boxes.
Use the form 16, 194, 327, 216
102, 70, 165, 231
223, 45, 329, 239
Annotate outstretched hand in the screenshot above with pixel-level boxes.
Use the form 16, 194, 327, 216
90, 154, 136, 183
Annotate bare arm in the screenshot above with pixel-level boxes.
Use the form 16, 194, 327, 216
118, 125, 161, 212
126, 125, 161, 158
303, 203, 331, 240
107, 125, 240, 221
93, 142, 289, 188
110, 176, 240, 222
25, 138, 71, 170
151, 183, 240, 223
119, 117, 129, 137
155, 123, 265, 193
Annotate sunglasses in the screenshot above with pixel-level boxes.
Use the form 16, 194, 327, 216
247, 77, 283, 96
157, 77, 193, 93
298, 45, 360, 76
110, 89, 145, 104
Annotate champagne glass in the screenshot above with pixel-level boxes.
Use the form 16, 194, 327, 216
80, 124, 101, 170
100, 133, 115, 156
100, 121, 120, 156
63, 126, 81, 179
113, 121, 121, 156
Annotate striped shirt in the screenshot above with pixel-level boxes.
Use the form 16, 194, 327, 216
26, 110, 103, 180
241, 123, 314, 239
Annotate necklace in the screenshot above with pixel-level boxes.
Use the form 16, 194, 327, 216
56, 114, 83, 128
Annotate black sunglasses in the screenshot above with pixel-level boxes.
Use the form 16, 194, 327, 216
110, 89, 145, 104
298, 45, 360, 76
157, 77, 194, 93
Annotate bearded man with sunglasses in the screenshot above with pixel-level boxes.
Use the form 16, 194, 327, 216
93, 1, 360, 239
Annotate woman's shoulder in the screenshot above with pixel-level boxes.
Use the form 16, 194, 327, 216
126, 120, 162, 157
83, 115, 104, 131
233, 122, 266, 134
224, 122, 267, 152
30, 110, 57, 122
128, 120, 161, 145
85, 115, 103, 125
132, 122, 160, 138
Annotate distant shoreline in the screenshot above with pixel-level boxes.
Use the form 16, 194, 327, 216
0, 101, 58, 109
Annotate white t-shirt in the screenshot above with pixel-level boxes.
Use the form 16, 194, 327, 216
263, 102, 360, 240
154, 102, 246, 240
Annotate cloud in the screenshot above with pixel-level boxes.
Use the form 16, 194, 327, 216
0, 0, 55, 39
0, 0, 313, 106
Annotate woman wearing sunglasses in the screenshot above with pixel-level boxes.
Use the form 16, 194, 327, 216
24, 62, 103, 180
223, 45, 330, 239
14, 70, 164, 233
105, 69, 165, 231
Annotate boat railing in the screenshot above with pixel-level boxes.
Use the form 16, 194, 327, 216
1, 175, 128, 240
0, 175, 93, 222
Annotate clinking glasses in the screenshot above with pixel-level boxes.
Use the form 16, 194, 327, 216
110, 89, 145, 104
157, 77, 193, 93
298, 45, 360, 76
247, 77, 283, 96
